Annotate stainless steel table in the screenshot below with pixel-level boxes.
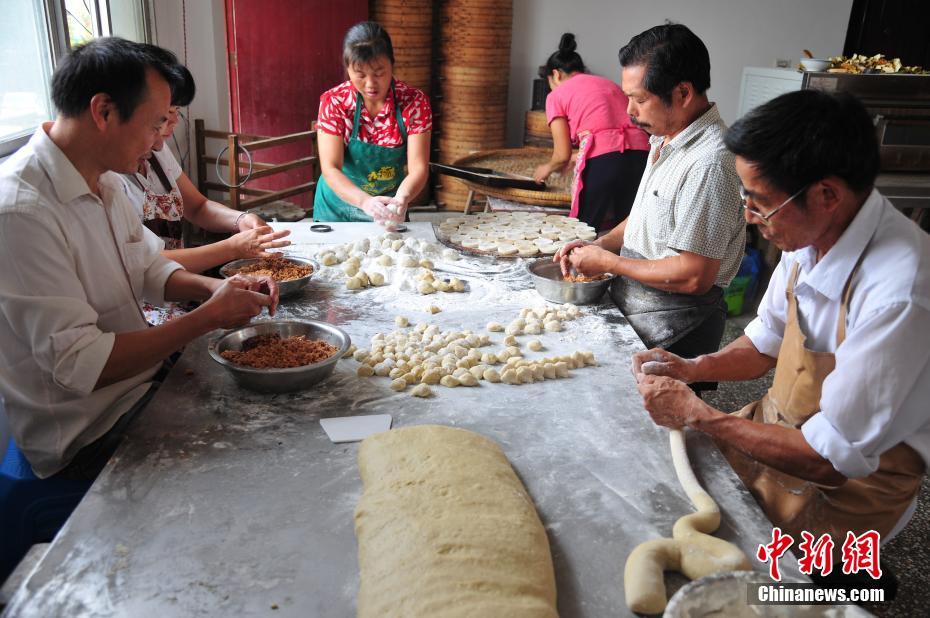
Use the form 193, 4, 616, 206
3, 223, 801, 617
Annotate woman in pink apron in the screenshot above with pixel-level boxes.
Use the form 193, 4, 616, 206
533, 33, 650, 232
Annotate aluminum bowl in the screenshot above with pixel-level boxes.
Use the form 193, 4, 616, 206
208, 319, 351, 393
527, 258, 615, 304
219, 256, 319, 298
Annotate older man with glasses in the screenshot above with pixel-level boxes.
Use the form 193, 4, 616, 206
632, 89, 929, 591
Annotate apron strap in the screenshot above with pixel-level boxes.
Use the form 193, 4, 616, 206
351, 91, 364, 141
836, 253, 867, 345
147, 154, 174, 194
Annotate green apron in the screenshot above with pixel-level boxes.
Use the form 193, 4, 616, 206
313, 84, 408, 222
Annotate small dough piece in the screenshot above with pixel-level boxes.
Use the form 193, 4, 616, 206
321, 253, 339, 266
409, 383, 433, 398
395, 316, 409, 328
391, 239, 404, 251
516, 366, 534, 384
420, 259, 434, 269
390, 378, 407, 392
543, 320, 562, 332
524, 322, 543, 335
505, 319, 525, 336
343, 262, 360, 277
440, 375, 461, 388
400, 255, 419, 268
346, 276, 364, 290
450, 278, 466, 292
503, 335, 518, 347
353, 349, 370, 362
486, 321, 504, 332
357, 365, 374, 377
356, 271, 370, 287
527, 339, 543, 351
421, 369, 442, 385
418, 280, 436, 295
500, 368, 519, 384
427, 305, 441, 314
458, 372, 479, 387
483, 368, 501, 383
377, 254, 393, 267
366, 271, 384, 286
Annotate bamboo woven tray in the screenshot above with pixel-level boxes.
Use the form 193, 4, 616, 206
447, 148, 572, 207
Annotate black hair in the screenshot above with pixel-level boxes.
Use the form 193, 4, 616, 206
51, 37, 179, 121
539, 33, 587, 79
724, 90, 879, 197
343, 21, 394, 67
618, 23, 710, 105
141, 43, 196, 107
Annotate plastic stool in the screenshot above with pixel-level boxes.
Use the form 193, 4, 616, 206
0, 439, 91, 583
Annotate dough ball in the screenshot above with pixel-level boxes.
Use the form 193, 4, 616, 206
343, 262, 360, 277
346, 276, 363, 290
500, 368, 519, 385
420, 369, 441, 385
450, 278, 466, 292
544, 320, 562, 332
458, 372, 479, 387
368, 271, 386, 286
410, 383, 433, 398
420, 259, 434, 269
377, 254, 393, 267
440, 375, 461, 388
321, 253, 338, 266
486, 321, 504, 332
395, 316, 409, 328
503, 335, 518, 347
357, 365, 374, 377
400, 255, 419, 268
418, 280, 436, 295
391, 239, 404, 251
516, 367, 534, 384
483, 368, 501, 383
353, 349, 370, 362
524, 322, 543, 335
527, 339, 543, 352
390, 378, 407, 392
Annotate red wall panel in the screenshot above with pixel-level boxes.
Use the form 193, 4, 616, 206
225, 0, 367, 209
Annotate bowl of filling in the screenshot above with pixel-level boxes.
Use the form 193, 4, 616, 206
219, 254, 318, 298
527, 258, 615, 304
208, 319, 351, 393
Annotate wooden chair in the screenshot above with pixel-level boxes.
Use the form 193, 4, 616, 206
193, 119, 319, 217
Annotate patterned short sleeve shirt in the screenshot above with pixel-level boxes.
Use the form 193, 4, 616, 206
623, 104, 746, 287
316, 79, 432, 147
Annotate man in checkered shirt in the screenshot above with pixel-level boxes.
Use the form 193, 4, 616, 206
556, 24, 745, 390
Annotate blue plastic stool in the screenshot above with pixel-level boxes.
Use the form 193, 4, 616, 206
0, 439, 91, 583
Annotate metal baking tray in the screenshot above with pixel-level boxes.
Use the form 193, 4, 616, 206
430, 162, 544, 190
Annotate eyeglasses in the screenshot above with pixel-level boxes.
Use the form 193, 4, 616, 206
739, 184, 809, 224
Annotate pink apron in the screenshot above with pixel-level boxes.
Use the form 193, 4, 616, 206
570, 124, 633, 218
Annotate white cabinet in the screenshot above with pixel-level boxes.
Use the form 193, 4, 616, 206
737, 67, 804, 119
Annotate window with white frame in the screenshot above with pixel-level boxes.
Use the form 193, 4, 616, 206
0, 0, 150, 157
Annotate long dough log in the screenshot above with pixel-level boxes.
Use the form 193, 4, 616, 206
354, 425, 559, 617
624, 429, 751, 614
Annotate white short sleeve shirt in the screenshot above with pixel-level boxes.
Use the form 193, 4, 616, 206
0, 125, 183, 477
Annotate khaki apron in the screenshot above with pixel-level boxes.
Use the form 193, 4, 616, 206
723, 261, 925, 542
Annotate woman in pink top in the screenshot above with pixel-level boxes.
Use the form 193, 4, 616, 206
534, 34, 650, 231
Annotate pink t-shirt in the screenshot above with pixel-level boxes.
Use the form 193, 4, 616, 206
545, 73, 650, 158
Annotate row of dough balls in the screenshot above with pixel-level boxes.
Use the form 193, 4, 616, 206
318, 233, 460, 267
351, 320, 596, 397
487, 303, 582, 335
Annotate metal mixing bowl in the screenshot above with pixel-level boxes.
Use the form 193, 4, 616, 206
219, 256, 319, 298
526, 258, 615, 304
208, 320, 351, 393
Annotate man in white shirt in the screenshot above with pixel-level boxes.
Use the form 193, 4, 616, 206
632, 90, 928, 556
0, 38, 278, 479
555, 25, 745, 391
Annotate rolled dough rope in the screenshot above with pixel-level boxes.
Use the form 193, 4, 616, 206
624, 429, 751, 614
354, 425, 558, 618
